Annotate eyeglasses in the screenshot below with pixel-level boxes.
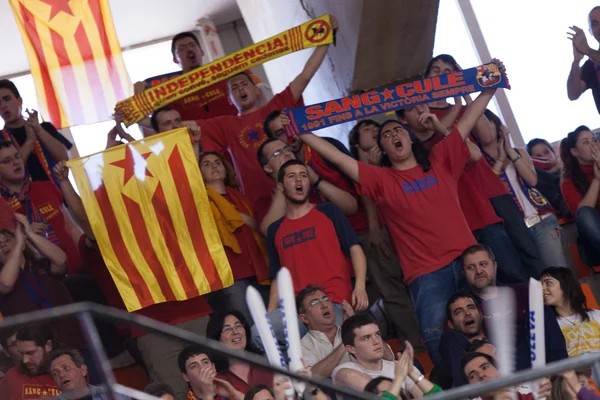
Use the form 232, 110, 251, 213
0, 153, 21, 165
221, 322, 244, 334
308, 296, 330, 308
267, 146, 292, 162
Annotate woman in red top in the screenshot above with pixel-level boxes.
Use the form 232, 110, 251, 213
206, 311, 272, 394
560, 126, 600, 266
199, 151, 270, 324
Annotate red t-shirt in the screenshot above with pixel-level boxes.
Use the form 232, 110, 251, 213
429, 105, 507, 199
79, 237, 212, 338
172, 80, 238, 120
561, 163, 598, 215
266, 203, 359, 304
197, 87, 302, 206
220, 188, 269, 282
4, 181, 82, 275
422, 132, 502, 231
304, 145, 369, 234
0, 367, 60, 400
356, 128, 476, 284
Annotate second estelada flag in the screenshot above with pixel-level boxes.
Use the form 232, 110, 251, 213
9, 0, 131, 129
67, 128, 233, 312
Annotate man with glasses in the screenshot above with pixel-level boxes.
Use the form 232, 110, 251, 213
255, 138, 357, 234
298, 285, 393, 378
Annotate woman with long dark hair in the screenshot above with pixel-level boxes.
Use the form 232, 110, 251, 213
199, 151, 270, 323
484, 109, 566, 268
541, 267, 600, 358
560, 126, 600, 265
206, 311, 272, 394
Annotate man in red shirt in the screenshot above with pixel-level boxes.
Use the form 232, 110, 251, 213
0, 140, 82, 274
264, 113, 422, 349
0, 324, 61, 400
53, 161, 213, 400
196, 18, 338, 209
396, 103, 526, 285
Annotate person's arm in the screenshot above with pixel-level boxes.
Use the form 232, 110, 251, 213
289, 17, 338, 101
579, 144, 600, 209
508, 147, 538, 186
26, 110, 69, 162
362, 195, 394, 258
310, 344, 347, 378
14, 214, 67, 276
438, 97, 463, 129
0, 223, 26, 294
298, 133, 360, 183
306, 165, 358, 215
349, 244, 368, 311
53, 162, 95, 240
260, 191, 286, 236
455, 89, 497, 140
466, 139, 482, 163
333, 368, 373, 391
267, 279, 279, 312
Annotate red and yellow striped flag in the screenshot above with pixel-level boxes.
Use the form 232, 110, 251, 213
9, 0, 131, 129
67, 128, 233, 311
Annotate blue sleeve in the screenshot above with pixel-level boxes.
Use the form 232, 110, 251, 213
439, 331, 470, 387
315, 203, 361, 255
267, 218, 285, 279
543, 305, 568, 363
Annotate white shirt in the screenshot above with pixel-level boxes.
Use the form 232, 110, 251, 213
556, 309, 600, 357
301, 326, 352, 370
331, 359, 419, 393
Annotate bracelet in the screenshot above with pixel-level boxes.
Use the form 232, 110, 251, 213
509, 150, 522, 163
415, 374, 425, 383
313, 177, 323, 188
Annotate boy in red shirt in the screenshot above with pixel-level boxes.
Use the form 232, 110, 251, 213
294, 83, 499, 367
0, 325, 61, 400
0, 140, 82, 274
196, 18, 338, 208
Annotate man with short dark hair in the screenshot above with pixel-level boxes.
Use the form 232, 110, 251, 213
0, 140, 82, 274
567, 6, 600, 114
332, 315, 421, 395
177, 345, 243, 400
196, 18, 338, 208
439, 291, 487, 387
50, 348, 131, 400
461, 244, 568, 371
0, 329, 21, 376
0, 79, 71, 185
0, 325, 60, 399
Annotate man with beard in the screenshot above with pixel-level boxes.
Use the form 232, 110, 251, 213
461, 244, 568, 371
0, 325, 61, 400
266, 160, 368, 323
440, 292, 487, 387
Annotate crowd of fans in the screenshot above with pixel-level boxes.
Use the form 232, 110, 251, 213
0, 8, 599, 400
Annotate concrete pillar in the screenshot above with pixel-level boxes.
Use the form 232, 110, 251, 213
236, 0, 439, 144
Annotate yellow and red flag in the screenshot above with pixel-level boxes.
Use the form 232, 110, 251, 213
9, 0, 131, 129
67, 128, 233, 311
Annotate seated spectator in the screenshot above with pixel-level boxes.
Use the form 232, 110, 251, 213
421, 54, 544, 281
485, 110, 566, 269
256, 138, 357, 234
364, 377, 394, 396
439, 292, 487, 387
298, 285, 393, 378
244, 384, 275, 400
551, 370, 598, 400
178, 345, 244, 400
526, 138, 570, 218
206, 311, 272, 393
332, 315, 433, 397
297, 85, 499, 367
50, 348, 131, 400
0, 79, 71, 185
266, 159, 368, 324
560, 125, 600, 266
0, 328, 20, 377
54, 161, 214, 400
0, 324, 61, 399
541, 267, 600, 358
143, 382, 176, 400
464, 339, 496, 358
199, 150, 270, 323
461, 244, 568, 370
0, 139, 82, 274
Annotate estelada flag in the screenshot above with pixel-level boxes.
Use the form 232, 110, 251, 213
67, 128, 233, 311
9, 0, 131, 129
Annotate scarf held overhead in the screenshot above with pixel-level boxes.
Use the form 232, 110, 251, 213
116, 14, 335, 126
284, 62, 510, 136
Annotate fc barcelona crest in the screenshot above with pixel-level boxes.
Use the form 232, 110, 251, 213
476, 64, 502, 87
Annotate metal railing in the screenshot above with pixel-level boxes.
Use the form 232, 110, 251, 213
1, 302, 599, 400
